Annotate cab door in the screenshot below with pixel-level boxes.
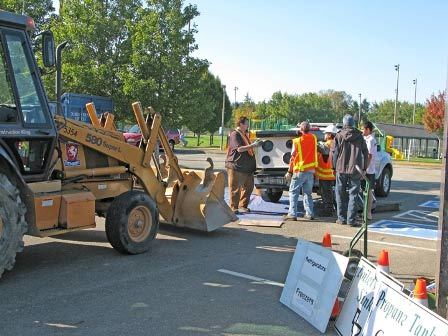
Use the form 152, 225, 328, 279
0, 26, 57, 181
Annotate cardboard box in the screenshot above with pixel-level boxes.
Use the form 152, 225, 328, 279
28, 180, 61, 193
34, 194, 61, 230
59, 192, 96, 229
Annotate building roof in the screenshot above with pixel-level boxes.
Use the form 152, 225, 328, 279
374, 122, 440, 140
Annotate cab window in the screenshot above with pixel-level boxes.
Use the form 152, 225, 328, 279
4, 31, 47, 124
0, 38, 17, 123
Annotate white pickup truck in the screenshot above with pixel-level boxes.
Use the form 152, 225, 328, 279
253, 126, 393, 202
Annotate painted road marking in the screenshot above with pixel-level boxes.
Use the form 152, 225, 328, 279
369, 219, 437, 240
332, 235, 436, 252
393, 209, 438, 223
218, 269, 284, 287
419, 200, 440, 209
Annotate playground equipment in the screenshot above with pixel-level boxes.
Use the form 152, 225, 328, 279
375, 124, 404, 160
385, 135, 404, 159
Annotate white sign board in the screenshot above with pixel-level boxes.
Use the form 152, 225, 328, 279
335, 257, 448, 336
280, 239, 348, 333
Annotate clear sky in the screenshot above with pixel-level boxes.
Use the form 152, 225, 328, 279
190, 0, 447, 104
51, 0, 446, 105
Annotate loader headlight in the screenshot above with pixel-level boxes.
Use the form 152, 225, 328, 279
262, 140, 273, 152
262, 156, 271, 164
283, 152, 291, 164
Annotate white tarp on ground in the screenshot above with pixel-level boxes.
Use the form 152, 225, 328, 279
224, 189, 297, 227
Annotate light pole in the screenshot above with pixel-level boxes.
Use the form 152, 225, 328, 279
358, 93, 362, 126
220, 85, 226, 150
394, 64, 400, 124
234, 86, 238, 107
413, 79, 417, 124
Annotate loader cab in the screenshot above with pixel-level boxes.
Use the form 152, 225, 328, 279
0, 11, 57, 181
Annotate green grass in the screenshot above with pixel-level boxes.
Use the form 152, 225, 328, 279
393, 157, 441, 164
182, 134, 225, 149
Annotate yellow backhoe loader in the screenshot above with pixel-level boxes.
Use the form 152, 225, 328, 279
0, 11, 236, 278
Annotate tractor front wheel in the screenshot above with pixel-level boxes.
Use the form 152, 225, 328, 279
0, 173, 27, 278
106, 191, 159, 254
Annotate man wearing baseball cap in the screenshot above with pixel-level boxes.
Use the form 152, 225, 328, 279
284, 121, 318, 221
331, 115, 369, 226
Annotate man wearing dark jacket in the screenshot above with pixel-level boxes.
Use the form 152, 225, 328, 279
331, 114, 369, 226
225, 116, 261, 214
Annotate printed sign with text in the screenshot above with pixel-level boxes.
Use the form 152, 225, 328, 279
280, 239, 348, 333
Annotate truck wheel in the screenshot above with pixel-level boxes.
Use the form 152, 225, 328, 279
106, 191, 159, 254
168, 140, 175, 152
261, 189, 283, 203
375, 167, 391, 197
0, 174, 27, 278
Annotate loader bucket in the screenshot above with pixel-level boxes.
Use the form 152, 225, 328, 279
172, 170, 238, 231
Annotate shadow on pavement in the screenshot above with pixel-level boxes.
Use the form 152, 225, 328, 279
1, 223, 333, 335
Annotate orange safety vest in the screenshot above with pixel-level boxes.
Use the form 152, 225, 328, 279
234, 129, 254, 156
316, 140, 335, 181
291, 133, 318, 172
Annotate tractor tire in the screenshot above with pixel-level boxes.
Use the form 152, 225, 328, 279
260, 189, 283, 203
0, 174, 27, 278
106, 191, 159, 255
375, 167, 392, 197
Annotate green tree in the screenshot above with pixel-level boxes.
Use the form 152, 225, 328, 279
49, 0, 140, 113
184, 71, 230, 145
233, 93, 256, 124
0, 0, 55, 32
203, 74, 231, 145
294, 92, 334, 122
349, 99, 371, 123
123, 0, 208, 127
319, 90, 353, 121
253, 91, 348, 126
369, 100, 425, 124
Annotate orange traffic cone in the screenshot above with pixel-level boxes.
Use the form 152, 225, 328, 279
377, 250, 390, 274
413, 278, 428, 307
330, 297, 341, 321
322, 233, 332, 249
321, 233, 340, 320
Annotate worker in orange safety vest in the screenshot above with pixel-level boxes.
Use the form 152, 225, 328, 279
283, 121, 318, 221
315, 125, 338, 216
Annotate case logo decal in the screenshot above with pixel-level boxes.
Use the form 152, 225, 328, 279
64, 143, 81, 167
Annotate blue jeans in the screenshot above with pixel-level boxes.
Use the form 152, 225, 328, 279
335, 173, 361, 224
288, 171, 314, 217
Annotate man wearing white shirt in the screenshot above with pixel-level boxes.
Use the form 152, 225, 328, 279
362, 121, 377, 220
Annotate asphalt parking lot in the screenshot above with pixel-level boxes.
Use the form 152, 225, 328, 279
0, 150, 442, 336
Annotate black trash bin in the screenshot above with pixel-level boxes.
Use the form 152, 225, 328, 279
433, 148, 438, 159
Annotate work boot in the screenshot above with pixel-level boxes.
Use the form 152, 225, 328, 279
238, 207, 251, 213
348, 219, 362, 227
283, 214, 297, 221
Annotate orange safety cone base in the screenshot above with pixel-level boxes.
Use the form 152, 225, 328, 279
322, 233, 332, 249
330, 298, 341, 321
413, 278, 429, 307
377, 250, 389, 267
